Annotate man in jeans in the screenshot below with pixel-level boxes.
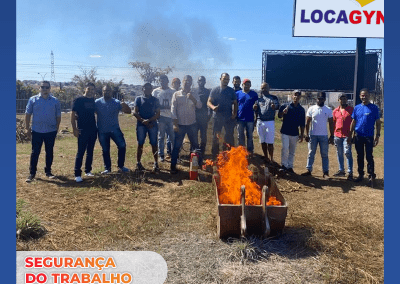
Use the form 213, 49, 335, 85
95, 84, 132, 174
348, 88, 381, 187
71, 82, 97, 182
25, 81, 61, 182
193, 76, 211, 156
170, 75, 202, 174
236, 79, 258, 155
152, 75, 175, 162
277, 90, 305, 174
134, 83, 161, 172
208, 73, 238, 159
332, 94, 354, 180
302, 92, 334, 178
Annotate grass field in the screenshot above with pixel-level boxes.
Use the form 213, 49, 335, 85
16, 113, 384, 283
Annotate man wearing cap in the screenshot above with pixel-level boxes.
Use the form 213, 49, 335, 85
301, 92, 334, 178
208, 73, 238, 159
25, 81, 61, 182
236, 79, 258, 155
253, 82, 280, 164
232, 76, 242, 92
134, 83, 161, 172
348, 88, 381, 187
95, 84, 132, 174
332, 94, 354, 180
152, 75, 175, 162
192, 76, 211, 156
277, 90, 305, 174
170, 75, 202, 174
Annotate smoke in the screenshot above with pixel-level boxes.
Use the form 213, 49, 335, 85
131, 5, 232, 84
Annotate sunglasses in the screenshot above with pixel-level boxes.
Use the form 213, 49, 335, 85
40, 86, 50, 89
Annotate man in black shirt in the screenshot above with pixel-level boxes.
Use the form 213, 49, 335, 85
71, 82, 98, 182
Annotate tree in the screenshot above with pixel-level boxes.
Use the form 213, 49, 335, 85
128, 61, 174, 84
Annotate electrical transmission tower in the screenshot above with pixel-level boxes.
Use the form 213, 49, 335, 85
51, 50, 55, 83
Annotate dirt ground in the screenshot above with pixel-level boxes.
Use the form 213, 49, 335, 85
16, 113, 384, 283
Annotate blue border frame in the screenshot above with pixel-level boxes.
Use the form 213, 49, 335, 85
2, 0, 16, 282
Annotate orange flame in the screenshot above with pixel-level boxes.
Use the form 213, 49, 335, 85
204, 159, 214, 166
266, 196, 282, 206
217, 146, 261, 205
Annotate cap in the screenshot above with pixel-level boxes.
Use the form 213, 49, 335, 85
242, 79, 251, 84
293, 89, 301, 94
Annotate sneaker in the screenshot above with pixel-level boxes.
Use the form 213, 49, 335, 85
118, 166, 130, 173
301, 170, 312, 176
347, 173, 354, 181
279, 165, 287, 173
75, 176, 83, 183
287, 168, 295, 174
46, 172, 56, 179
136, 162, 145, 171
333, 170, 346, 177
323, 172, 329, 178
354, 175, 364, 182
26, 174, 35, 183
101, 169, 111, 175
152, 163, 160, 173
85, 172, 95, 177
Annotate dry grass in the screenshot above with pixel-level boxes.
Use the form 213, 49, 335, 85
16, 113, 384, 283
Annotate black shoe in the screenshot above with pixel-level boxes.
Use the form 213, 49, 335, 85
26, 174, 35, 183
170, 165, 178, 174
369, 175, 376, 188
279, 165, 287, 173
333, 170, 346, 177
152, 163, 160, 173
301, 170, 312, 176
354, 175, 364, 182
347, 173, 354, 181
136, 162, 145, 172
287, 168, 295, 174
46, 172, 55, 179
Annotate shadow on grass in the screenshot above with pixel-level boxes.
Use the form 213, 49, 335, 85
223, 226, 320, 262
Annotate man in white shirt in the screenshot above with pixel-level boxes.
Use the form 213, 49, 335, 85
301, 92, 334, 178
152, 75, 175, 162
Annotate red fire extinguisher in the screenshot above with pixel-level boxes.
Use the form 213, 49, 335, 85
190, 152, 199, 180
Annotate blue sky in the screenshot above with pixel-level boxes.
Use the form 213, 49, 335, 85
17, 0, 384, 89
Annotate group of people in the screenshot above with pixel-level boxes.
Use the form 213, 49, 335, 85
24, 76, 381, 187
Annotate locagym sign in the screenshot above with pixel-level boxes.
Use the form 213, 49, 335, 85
293, 0, 384, 38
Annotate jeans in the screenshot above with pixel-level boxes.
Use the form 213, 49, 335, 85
137, 124, 158, 146
354, 135, 375, 178
306, 135, 329, 173
171, 124, 199, 167
281, 134, 298, 169
196, 119, 209, 155
74, 129, 98, 177
29, 131, 57, 175
334, 136, 353, 174
212, 117, 236, 158
157, 116, 174, 157
98, 128, 126, 170
237, 121, 255, 153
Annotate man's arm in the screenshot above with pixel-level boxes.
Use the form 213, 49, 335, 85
71, 111, 79, 137
207, 96, 218, 112
299, 126, 305, 143
231, 99, 238, 120
328, 117, 334, 144
25, 113, 32, 139
347, 119, 356, 144
56, 116, 61, 132
305, 116, 312, 142
374, 119, 381, 147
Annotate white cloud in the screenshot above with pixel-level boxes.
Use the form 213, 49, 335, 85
228, 37, 236, 41
89, 54, 102, 58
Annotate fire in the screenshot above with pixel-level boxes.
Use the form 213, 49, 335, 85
266, 196, 282, 206
217, 146, 261, 205
204, 159, 214, 166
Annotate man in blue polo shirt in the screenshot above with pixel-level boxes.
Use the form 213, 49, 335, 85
277, 90, 305, 174
25, 81, 61, 182
236, 79, 258, 155
95, 84, 132, 174
348, 88, 381, 187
